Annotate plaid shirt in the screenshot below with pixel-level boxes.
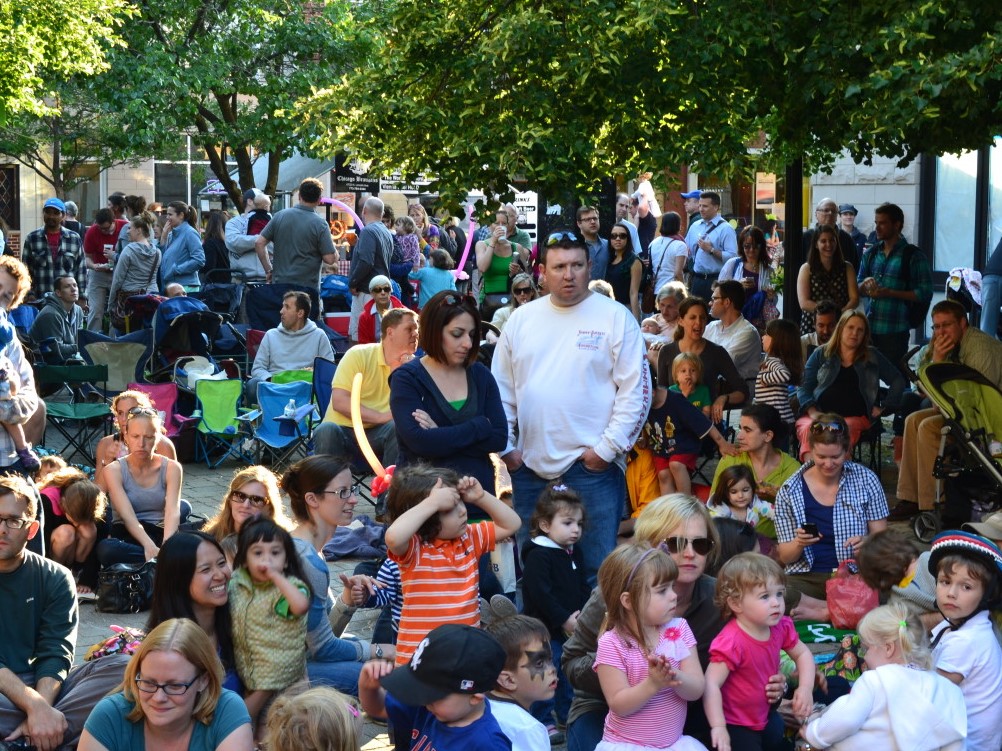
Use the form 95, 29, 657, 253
22, 227, 87, 299
774, 460, 889, 574
858, 238, 932, 335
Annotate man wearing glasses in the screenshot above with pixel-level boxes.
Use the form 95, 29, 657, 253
575, 205, 608, 280
492, 230, 651, 585
801, 197, 859, 270
0, 475, 127, 750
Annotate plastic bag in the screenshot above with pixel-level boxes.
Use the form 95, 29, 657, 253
825, 560, 878, 630
491, 538, 517, 595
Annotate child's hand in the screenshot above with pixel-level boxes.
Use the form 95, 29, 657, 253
646, 654, 680, 689
710, 725, 731, 751
792, 685, 813, 720
456, 476, 485, 505
426, 478, 460, 511
359, 659, 395, 691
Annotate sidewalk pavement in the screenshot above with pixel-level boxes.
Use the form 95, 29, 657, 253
73, 456, 393, 750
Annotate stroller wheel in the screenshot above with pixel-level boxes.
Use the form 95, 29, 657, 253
913, 511, 939, 544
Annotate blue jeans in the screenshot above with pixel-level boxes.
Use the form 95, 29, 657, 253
96, 501, 193, 566
982, 274, 1001, 338
567, 708, 605, 751
306, 658, 364, 697
511, 460, 625, 587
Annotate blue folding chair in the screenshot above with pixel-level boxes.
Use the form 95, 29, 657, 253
242, 381, 318, 469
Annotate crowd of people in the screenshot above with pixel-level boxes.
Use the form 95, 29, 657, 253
3, 181, 1002, 751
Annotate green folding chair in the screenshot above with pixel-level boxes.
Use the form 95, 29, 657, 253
35, 365, 113, 464
191, 378, 255, 468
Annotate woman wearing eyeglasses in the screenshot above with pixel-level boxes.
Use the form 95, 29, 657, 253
94, 390, 177, 493
490, 272, 537, 332
774, 413, 889, 622
284, 456, 392, 693
79, 618, 253, 751
605, 220, 643, 322
795, 309, 905, 461
97, 408, 183, 567
203, 466, 292, 555
562, 494, 785, 751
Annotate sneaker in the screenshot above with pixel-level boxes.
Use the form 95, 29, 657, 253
77, 589, 98, 603
888, 500, 920, 521
547, 725, 566, 746
16, 447, 40, 471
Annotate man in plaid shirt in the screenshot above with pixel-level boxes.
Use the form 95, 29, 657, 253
857, 202, 932, 377
21, 198, 87, 304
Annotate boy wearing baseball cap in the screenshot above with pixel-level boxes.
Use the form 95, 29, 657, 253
359, 624, 512, 749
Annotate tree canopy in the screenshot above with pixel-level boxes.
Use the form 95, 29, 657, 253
95, 0, 371, 207
304, 0, 1002, 204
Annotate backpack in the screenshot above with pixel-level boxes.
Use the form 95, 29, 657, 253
861, 243, 930, 329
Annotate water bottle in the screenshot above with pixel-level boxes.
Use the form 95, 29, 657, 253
283, 399, 296, 419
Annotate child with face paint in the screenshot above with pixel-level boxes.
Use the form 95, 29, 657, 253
484, 615, 558, 751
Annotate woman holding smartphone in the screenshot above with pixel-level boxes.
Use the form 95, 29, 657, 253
773, 413, 889, 621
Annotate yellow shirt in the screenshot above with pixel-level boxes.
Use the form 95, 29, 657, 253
323, 343, 391, 427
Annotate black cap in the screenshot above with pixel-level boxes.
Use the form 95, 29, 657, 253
380, 624, 505, 705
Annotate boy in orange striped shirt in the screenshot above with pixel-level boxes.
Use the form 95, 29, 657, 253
385, 464, 522, 666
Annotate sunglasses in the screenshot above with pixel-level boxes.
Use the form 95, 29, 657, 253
513, 286, 533, 295
662, 536, 714, 556
610, 233, 629, 240
441, 293, 468, 308
371, 286, 391, 294
546, 231, 583, 246
230, 489, 267, 508
810, 421, 846, 435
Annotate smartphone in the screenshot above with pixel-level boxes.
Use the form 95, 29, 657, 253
802, 523, 819, 537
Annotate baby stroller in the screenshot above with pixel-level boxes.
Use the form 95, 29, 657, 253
147, 296, 226, 383
912, 361, 1002, 542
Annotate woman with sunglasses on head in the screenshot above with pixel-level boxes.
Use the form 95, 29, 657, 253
605, 220, 643, 322
562, 494, 786, 751
795, 309, 905, 461
774, 413, 889, 622
95, 390, 177, 493
490, 272, 537, 332
79, 618, 253, 751
203, 466, 292, 555
96, 407, 183, 567
284, 456, 392, 693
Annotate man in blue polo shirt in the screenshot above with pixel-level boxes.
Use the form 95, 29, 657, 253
684, 191, 737, 300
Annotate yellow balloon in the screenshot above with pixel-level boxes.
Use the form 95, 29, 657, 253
350, 372, 386, 477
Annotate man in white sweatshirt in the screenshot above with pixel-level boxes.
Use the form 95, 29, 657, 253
246, 291, 334, 402
492, 230, 651, 585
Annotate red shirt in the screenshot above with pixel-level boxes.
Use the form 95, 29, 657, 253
83, 219, 127, 264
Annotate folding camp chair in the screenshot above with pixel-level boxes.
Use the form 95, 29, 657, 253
127, 381, 197, 462
241, 381, 318, 469
191, 378, 255, 468
35, 365, 113, 464
311, 356, 375, 507
79, 329, 153, 398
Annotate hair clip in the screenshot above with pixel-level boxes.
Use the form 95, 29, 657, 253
552, 484, 568, 492
899, 620, 908, 629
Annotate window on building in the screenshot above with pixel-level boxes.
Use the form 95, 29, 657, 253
934, 151, 978, 273
64, 163, 102, 224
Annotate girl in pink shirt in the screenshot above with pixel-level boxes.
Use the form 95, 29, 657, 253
594, 542, 706, 750
703, 553, 815, 751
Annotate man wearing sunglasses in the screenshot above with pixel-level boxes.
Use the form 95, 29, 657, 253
492, 230, 651, 585
0, 475, 127, 751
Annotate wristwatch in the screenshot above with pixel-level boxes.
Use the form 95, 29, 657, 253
374, 644, 384, 659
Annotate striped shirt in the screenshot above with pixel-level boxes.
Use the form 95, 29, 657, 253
754, 356, 795, 423
594, 618, 695, 746
370, 558, 402, 632
390, 521, 496, 665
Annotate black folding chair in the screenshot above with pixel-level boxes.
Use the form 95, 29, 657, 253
35, 364, 113, 464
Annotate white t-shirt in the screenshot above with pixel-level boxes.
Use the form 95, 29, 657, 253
932, 610, 1002, 751
489, 698, 549, 751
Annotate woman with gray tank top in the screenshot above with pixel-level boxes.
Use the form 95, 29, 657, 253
96, 407, 183, 566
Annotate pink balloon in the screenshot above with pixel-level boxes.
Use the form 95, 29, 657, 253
453, 204, 476, 279
320, 197, 365, 230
